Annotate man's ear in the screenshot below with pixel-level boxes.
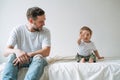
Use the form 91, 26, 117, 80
29, 18, 33, 24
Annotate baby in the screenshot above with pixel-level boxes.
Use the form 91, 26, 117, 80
76, 26, 104, 63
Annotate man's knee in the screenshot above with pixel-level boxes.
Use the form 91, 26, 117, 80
32, 54, 48, 66
7, 53, 16, 63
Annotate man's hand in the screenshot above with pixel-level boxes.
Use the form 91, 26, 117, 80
13, 51, 30, 66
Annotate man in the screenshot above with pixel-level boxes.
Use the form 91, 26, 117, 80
2, 7, 51, 80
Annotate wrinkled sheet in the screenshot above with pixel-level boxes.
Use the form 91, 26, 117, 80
49, 59, 120, 80
0, 57, 120, 80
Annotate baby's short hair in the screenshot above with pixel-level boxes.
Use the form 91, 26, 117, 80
80, 26, 92, 35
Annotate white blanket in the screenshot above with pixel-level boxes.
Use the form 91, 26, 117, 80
49, 60, 120, 80
0, 57, 120, 80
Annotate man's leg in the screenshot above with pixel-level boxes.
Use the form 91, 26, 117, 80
24, 54, 47, 80
2, 53, 19, 80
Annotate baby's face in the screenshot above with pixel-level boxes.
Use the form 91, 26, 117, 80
81, 30, 91, 42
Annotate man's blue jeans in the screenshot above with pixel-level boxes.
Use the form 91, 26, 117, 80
2, 53, 48, 80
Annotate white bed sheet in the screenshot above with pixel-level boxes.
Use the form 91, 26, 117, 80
0, 57, 120, 80
49, 59, 120, 80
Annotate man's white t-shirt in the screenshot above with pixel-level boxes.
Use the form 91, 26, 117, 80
7, 25, 51, 54
77, 41, 97, 56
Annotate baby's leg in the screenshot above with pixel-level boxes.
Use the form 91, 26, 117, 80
80, 58, 85, 63
89, 58, 94, 63
89, 53, 96, 63
75, 54, 81, 62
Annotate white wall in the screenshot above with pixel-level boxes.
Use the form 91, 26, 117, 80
0, 0, 120, 62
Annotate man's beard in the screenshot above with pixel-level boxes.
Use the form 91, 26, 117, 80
32, 23, 43, 31
33, 27, 40, 31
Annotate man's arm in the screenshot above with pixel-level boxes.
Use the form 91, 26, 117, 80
28, 46, 51, 57
4, 45, 27, 57
4, 45, 30, 66
4, 45, 21, 57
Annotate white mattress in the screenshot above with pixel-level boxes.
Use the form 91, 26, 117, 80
0, 57, 120, 80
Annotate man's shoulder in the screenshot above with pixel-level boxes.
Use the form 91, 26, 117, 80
12, 25, 26, 32
14, 25, 25, 29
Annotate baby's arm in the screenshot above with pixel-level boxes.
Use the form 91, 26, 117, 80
94, 50, 104, 59
77, 34, 83, 44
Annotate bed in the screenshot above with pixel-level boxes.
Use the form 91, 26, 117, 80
0, 56, 120, 80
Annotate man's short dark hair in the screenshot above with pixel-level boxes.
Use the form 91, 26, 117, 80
26, 7, 45, 20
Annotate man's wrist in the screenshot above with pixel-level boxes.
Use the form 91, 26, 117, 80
27, 52, 33, 57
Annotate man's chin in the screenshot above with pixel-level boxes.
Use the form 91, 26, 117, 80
33, 28, 39, 31
33, 27, 42, 31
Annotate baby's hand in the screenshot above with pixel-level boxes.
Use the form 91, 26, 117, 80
77, 34, 83, 44
79, 34, 83, 40
98, 57, 104, 59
